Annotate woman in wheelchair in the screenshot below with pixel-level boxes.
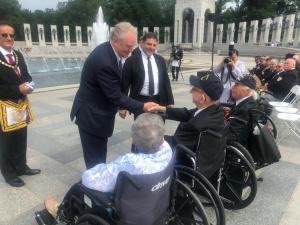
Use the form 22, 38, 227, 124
39, 113, 174, 224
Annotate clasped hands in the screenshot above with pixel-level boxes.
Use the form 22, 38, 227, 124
118, 102, 171, 119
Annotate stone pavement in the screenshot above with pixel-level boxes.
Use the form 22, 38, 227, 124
0, 55, 300, 225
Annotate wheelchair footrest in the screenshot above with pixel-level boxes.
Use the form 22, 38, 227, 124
35, 209, 57, 225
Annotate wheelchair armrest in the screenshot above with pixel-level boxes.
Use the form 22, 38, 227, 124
175, 144, 196, 158
78, 183, 114, 208
227, 116, 248, 125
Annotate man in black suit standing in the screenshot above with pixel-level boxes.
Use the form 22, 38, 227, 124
0, 21, 40, 187
70, 22, 157, 169
121, 32, 174, 118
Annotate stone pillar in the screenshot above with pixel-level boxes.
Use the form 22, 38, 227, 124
23, 23, 32, 47
164, 27, 170, 43
216, 24, 223, 43
63, 26, 70, 47
143, 27, 149, 35
259, 18, 271, 45
293, 13, 300, 47
87, 26, 92, 46
248, 20, 258, 44
271, 16, 283, 44
154, 27, 160, 43
37, 24, 46, 46
282, 14, 295, 46
75, 26, 82, 47
206, 21, 214, 44
50, 25, 58, 47
237, 22, 246, 44
227, 23, 235, 43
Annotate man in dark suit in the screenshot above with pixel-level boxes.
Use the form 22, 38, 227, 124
70, 22, 157, 169
121, 32, 174, 118
262, 58, 299, 101
0, 21, 40, 187
227, 75, 258, 146
150, 74, 225, 178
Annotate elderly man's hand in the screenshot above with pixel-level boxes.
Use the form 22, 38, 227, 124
143, 102, 159, 112
118, 110, 127, 119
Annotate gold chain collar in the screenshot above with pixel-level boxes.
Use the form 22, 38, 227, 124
0, 51, 19, 70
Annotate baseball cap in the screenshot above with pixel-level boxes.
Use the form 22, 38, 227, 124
189, 73, 223, 100
236, 75, 256, 90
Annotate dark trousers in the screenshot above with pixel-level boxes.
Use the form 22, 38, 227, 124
171, 66, 180, 80
78, 128, 108, 169
0, 126, 28, 181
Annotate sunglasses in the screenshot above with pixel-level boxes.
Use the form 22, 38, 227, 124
0, 33, 15, 39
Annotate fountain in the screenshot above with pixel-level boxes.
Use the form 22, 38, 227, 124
91, 6, 109, 48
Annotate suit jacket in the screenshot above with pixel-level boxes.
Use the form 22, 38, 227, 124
166, 104, 225, 178
70, 42, 143, 138
267, 69, 299, 100
121, 48, 174, 106
0, 50, 32, 101
227, 97, 258, 146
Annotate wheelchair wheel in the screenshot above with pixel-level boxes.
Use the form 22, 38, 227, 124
219, 145, 257, 210
230, 142, 255, 169
75, 213, 110, 225
169, 179, 209, 225
175, 165, 225, 225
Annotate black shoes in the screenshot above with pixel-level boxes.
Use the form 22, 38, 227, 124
18, 168, 41, 176
6, 177, 25, 187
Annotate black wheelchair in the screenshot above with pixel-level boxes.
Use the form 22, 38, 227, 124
176, 129, 258, 211
35, 151, 211, 225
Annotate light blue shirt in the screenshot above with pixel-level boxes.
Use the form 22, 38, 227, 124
82, 141, 173, 192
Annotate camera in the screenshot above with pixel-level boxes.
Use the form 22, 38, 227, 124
223, 57, 231, 64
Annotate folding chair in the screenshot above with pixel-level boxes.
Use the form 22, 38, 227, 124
268, 85, 300, 107
276, 112, 300, 143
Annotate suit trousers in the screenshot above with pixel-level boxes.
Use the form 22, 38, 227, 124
0, 126, 27, 181
78, 127, 108, 169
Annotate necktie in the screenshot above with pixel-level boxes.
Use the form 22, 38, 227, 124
147, 56, 154, 96
6, 53, 14, 64
6, 53, 20, 77
118, 59, 122, 72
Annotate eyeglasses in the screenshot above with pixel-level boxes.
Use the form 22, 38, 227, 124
0, 33, 15, 39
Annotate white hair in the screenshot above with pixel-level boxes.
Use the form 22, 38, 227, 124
131, 113, 165, 153
110, 21, 137, 41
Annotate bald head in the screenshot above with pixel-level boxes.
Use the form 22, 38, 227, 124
284, 58, 296, 71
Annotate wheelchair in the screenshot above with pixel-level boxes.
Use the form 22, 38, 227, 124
35, 151, 211, 225
176, 129, 258, 210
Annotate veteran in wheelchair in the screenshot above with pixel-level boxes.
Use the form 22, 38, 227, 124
35, 113, 210, 225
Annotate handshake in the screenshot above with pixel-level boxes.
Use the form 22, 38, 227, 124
118, 102, 171, 119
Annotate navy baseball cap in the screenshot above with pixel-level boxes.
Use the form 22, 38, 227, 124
236, 75, 256, 90
189, 73, 223, 100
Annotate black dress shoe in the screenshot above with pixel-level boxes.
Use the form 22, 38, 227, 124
6, 177, 25, 187
18, 168, 41, 176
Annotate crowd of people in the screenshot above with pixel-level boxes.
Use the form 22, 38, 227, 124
0, 19, 292, 223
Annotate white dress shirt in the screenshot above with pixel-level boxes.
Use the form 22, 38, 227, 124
140, 49, 159, 96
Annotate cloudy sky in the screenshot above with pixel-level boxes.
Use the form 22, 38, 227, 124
18, 0, 62, 11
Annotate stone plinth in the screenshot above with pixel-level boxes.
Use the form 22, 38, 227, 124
271, 16, 283, 44
154, 27, 160, 43
87, 26, 92, 46
248, 20, 258, 44
63, 26, 70, 47
37, 24, 46, 47
75, 26, 82, 47
259, 18, 271, 45
227, 23, 235, 43
282, 14, 295, 46
237, 22, 246, 44
50, 25, 58, 47
23, 23, 32, 48
216, 24, 223, 43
